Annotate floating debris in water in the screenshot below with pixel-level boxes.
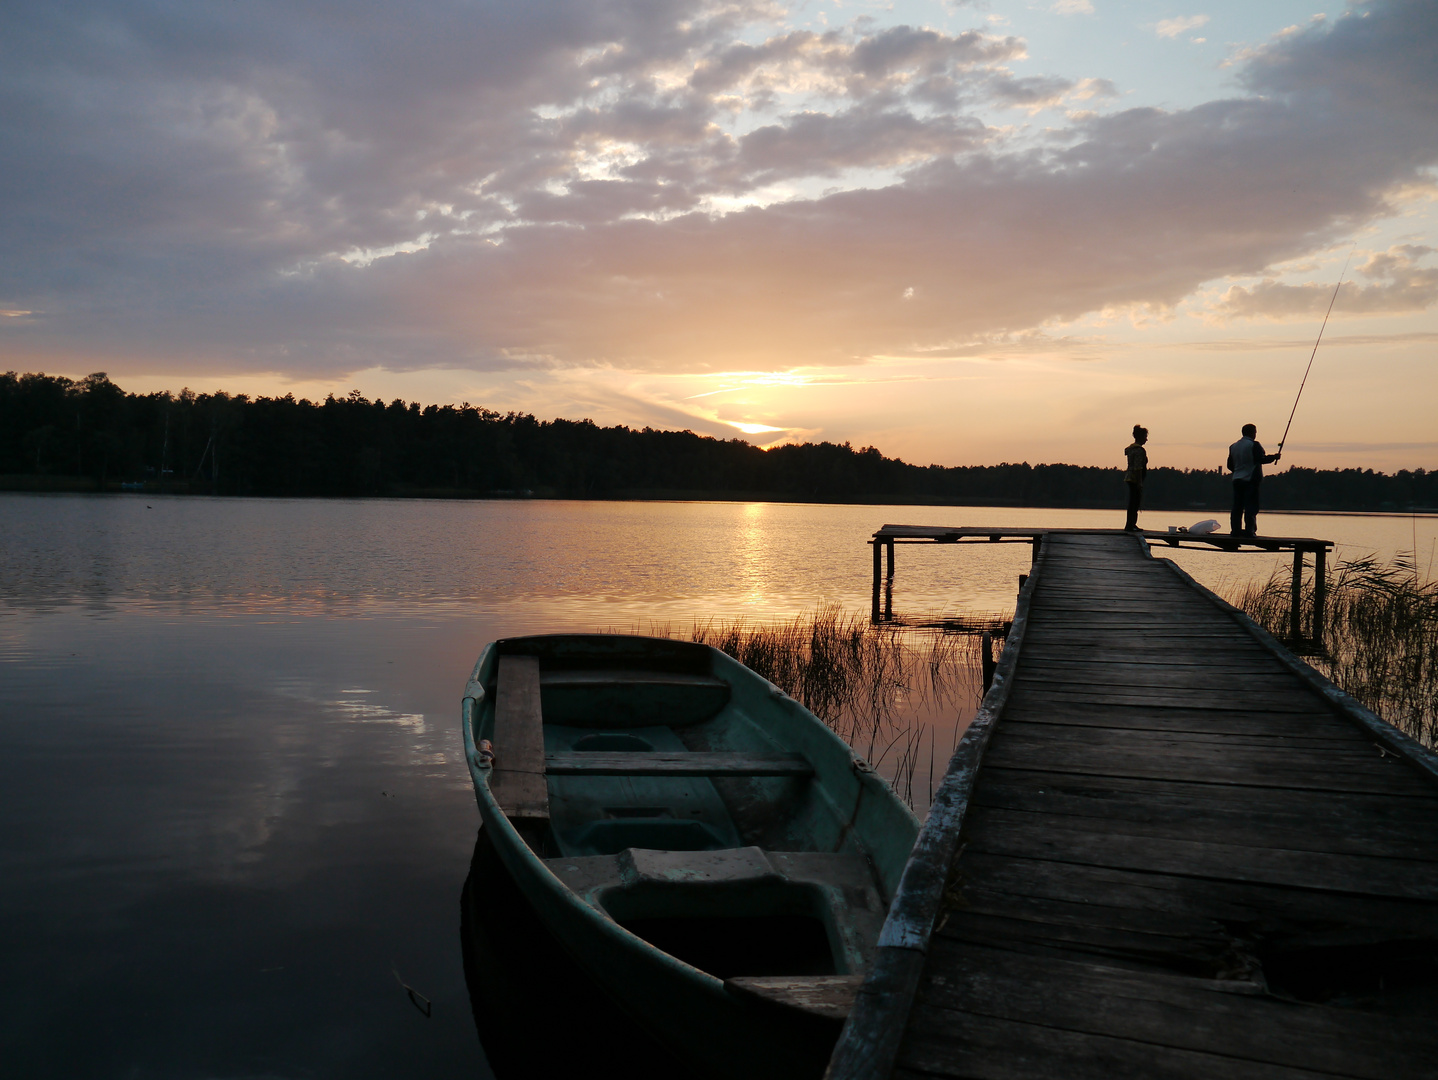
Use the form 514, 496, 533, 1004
392, 968, 432, 1018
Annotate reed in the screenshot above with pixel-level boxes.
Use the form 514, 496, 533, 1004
1228, 554, 1438, 745
684, 606, 983, 809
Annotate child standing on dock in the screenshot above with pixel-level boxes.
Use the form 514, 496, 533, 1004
1124, 425, 1148, 531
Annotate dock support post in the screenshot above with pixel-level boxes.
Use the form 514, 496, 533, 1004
871, 540, 882, 622
884, 539, 895, 621
1313, 547, 1327, 644
1290, 548, 1304, 641
1031, 536, 1042, 565
981, 630, 995, 693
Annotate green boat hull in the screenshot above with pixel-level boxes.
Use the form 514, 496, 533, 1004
462, 635, 919, 1079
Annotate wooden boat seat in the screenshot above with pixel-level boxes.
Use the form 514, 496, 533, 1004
544, 751, 813, 777
490, 655, 549, 823
541, 670, 728, 689
538, 669, 732, 727
545, 847, 887, 980
724, 973, 864, 1023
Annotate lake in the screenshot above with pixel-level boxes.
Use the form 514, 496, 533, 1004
2, 494, 1432, 1077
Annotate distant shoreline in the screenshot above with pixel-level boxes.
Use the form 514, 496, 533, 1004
6, 374, 1434, 514
3, 479, 1434, 518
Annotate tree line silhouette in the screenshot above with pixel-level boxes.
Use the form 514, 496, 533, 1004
3, 371, 1434, 511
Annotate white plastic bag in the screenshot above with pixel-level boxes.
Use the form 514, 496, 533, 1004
1188, 519, 1220, 535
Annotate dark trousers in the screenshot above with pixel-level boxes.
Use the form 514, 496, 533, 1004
1231, 479, 1260, 535
1125, 481, 1142, 530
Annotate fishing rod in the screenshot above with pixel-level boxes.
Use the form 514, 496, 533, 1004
1277, 244, 1356, 455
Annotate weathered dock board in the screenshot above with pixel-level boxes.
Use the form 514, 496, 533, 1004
830, 531, 1438, 1080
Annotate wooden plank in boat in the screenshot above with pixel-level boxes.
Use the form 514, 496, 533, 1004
539, 668, 731, 726
726, 974, 863, 1022
545, 751, 813, 777
540, 669, 728, 689
492, 654, 549, 822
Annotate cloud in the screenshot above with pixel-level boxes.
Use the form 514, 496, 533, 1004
1186, 329, 1438, 351
0, 1, 1435, 381
1216, 245, 1438, 320
1052, 0, 1095, 14
1154, 15, 1210, 39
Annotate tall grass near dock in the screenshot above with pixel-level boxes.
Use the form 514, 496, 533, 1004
653, 606, 983, 810
1229, 554, 1438, 745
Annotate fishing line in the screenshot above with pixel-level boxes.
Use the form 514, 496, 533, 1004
1277, 243, 1356, 455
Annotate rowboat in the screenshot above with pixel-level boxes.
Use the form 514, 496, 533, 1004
461, 634, 920, 1079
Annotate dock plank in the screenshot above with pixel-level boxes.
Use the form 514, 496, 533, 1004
987, 704, 1345, 737
903, 940, 1437, 1080
961, 809, 1438, 898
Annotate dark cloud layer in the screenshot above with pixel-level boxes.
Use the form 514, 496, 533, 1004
1, 0, 1435, 376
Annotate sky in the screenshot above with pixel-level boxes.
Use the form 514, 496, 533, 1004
2, 0, 1435, 471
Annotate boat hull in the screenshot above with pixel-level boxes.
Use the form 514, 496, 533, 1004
462, 635, 918, 1080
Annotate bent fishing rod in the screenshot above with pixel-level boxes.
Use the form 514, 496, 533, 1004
1276, 245, 1355, 455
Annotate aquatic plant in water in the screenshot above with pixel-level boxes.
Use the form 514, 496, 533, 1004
1229, 554, 1438, 745
685, 607, 984, 809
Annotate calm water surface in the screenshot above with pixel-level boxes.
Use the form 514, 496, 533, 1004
2, 494, 1432, 1077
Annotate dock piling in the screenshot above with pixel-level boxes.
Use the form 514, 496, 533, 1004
884, 539, 896, 621
871, 540, 882, 622
1290, 548, 1304, 641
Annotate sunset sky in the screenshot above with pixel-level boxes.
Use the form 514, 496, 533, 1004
3, 0, 1434, 471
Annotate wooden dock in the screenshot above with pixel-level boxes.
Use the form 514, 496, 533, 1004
869, 525, 1333, 640
830, 530, 1438, 1080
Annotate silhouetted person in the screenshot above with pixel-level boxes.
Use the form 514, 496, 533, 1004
1123, 424, 1148, 531
1227, 423, 1280, 537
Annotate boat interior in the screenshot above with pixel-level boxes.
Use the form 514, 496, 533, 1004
473, 635, 911, 1016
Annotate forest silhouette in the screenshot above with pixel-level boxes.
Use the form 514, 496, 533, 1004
3, 371, 1433, 512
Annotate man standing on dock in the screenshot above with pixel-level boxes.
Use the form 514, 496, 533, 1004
1123, 425, 1148, 531
1227, 423, 1280, 537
